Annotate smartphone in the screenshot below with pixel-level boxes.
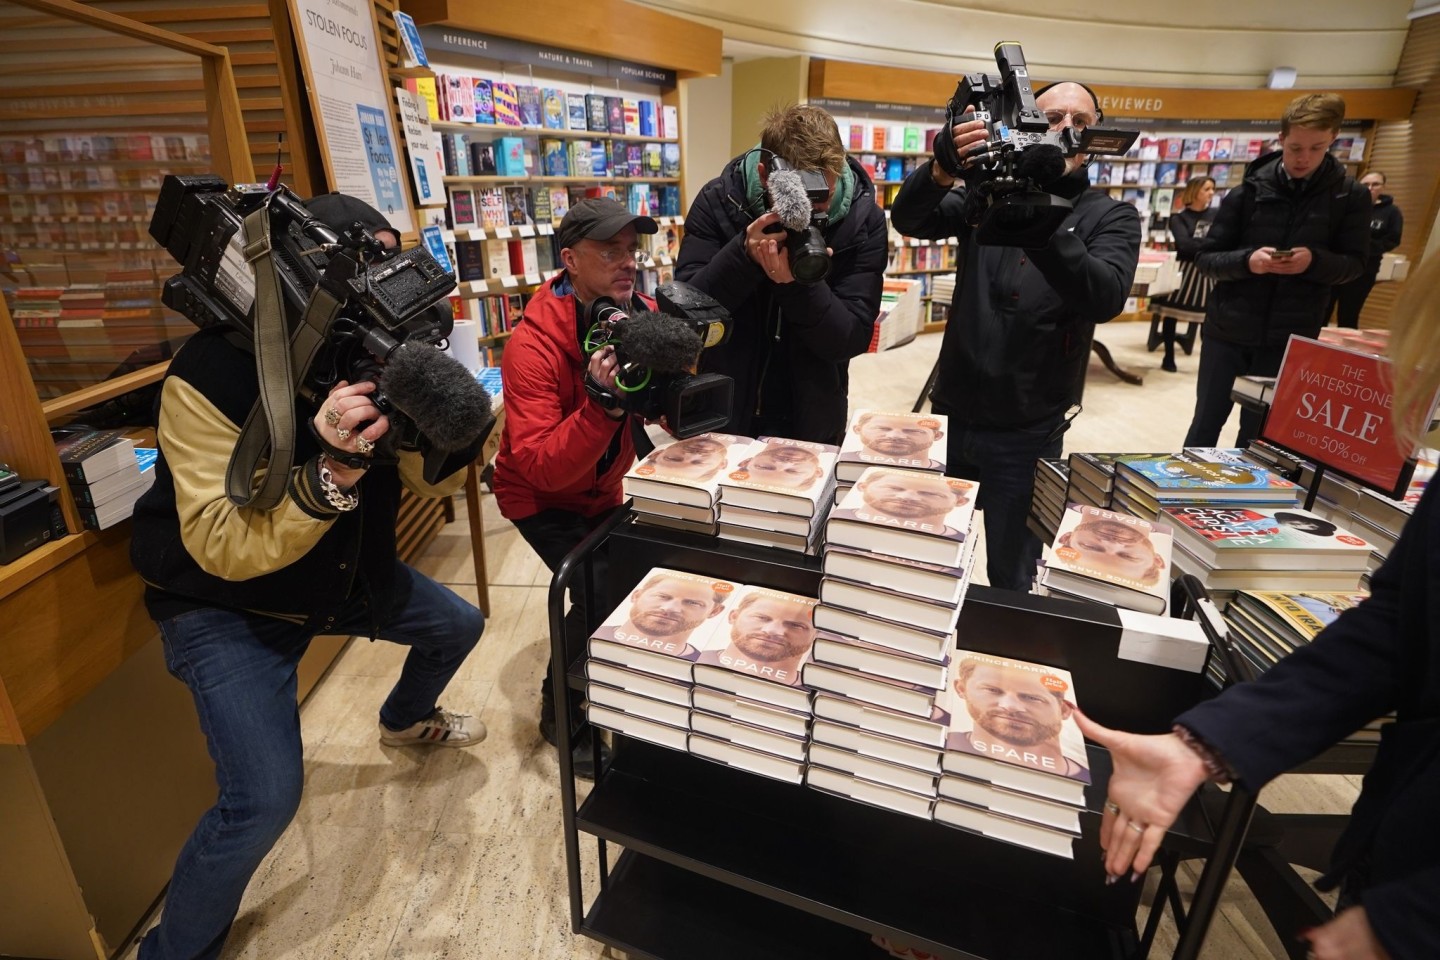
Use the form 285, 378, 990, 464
1272, 248, 1294, 258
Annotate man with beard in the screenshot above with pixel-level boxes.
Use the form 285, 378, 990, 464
947, 655, 1088, 780
696, 589, 818, 687
604, 572, 731, 660
1054, 511, 1166, 587
851, 412, 944, 469
832, 468, 973, 537
731, 441, 826, 491
638, 434, 733, 484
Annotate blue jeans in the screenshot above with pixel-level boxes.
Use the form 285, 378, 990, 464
138, 563, 483, 960
931, 405, 1066, 592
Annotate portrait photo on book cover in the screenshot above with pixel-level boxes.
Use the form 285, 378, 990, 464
1053, 505, 1166, 588
695, 585, 818, 687
944, 651, 1090, 783
596, 568, 735, 661
727, 437, 834, 493
833, 468, 974, 538
634, 433, 743, 485
1153, 459, 1258, 485
845, 411, 946, 469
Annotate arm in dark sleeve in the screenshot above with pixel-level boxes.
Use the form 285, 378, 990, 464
1304, 185, 1370, 286
1378, 205, 1404, 254
1170, 211, 1206, 261
1176, 519, 1408, 792
674, 187, 766, 319
1194, 185, 1257, 281
1026, 200, 1141, 325
1365, 866, 1440, 960
770, 205, 888, 361
889, 162, 971, 241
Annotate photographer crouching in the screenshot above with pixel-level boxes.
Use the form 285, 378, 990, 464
676, 103, 888, 445
890, 54, 1140, 592
131, 194, 487, 960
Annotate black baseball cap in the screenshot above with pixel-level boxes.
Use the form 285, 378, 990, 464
304, 192, 401, 246
556, 197, 657, 250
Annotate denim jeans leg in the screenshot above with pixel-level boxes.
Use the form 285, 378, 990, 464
139, 609, 309, 960
332, 562, 484, 731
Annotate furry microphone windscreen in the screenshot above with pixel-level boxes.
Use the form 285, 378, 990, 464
1016, 143, 1067, 189
767, 169, 814, 231
379, 340, 493, 451
618, 310, 704, 372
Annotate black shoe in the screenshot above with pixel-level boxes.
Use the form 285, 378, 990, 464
1162, 357, 1178, 373
540, 719, 611, 781
1146, 321, 1162, 352
539, 714, 558, 747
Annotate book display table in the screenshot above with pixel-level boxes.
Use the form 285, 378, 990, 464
548, 512, 1257, 960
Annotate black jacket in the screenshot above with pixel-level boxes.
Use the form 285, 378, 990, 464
890, 165, 1140, 429
1194, 152, 1371, 346
675, 154, 888, 445
1169, 206, 1216, 263
1365, 195, 1404, 270
1179, 480, 1440, 959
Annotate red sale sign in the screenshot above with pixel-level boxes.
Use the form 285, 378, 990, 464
1262, 335, 1416, 496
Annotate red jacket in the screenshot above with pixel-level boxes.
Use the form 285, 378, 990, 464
493, 275, 650, 520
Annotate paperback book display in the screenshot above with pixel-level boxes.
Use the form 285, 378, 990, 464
934, 651, 1090, 858
51, 430, 156, 530
1038, 504, 1173, 615
622, 433, 750, 536
1162, 505, 1372, 594
716, 437, 839, 554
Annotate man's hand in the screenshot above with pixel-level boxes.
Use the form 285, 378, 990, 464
931, 106, 989, 187
745, 212, 795, 283
1073, 710, 1210, 881
587, 345, 626, 419
1250, 246, 1313, 275
1303, 906, 1392, 960
314, 380, 389, 487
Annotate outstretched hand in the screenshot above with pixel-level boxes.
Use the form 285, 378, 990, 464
1303, 906, 1392, 960
1073, 709, 1210, 881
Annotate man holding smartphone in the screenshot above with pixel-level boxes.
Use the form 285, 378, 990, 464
1181, 92, 1371, 448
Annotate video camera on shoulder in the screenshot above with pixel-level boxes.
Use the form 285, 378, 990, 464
935, 42, 1138, 247
582, 281, 733, 438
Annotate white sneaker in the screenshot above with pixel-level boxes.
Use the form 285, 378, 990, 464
379, 708, 486, 748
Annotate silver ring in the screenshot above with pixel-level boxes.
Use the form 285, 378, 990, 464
324, 407, 342, 426
1127, 821, 1146, 834
1104, 800, 1120, 816
336, 427, 351, 441
355, 435, 374, 456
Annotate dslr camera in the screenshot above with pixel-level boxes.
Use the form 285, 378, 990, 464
935, 42, 1138, 246
149, 174, 493, 481
582, 281, 734, 438
765, 157, 832, 284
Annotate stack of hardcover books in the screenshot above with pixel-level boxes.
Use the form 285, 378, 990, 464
833, 409, 949, 504
1163, 505, 1373, 595
1029, 457, 1069, 541
1065, 452, 1122, 510
1112, 454, 1301, 521
933, 651, 1089, 858
621, 433, 750, 536
52, 428, 155, 530
1037, 503, 1173, 615
715, 437, 838, 554
799, 466, 981, 819
584, 568, 821, 784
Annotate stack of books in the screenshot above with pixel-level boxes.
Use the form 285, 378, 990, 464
1037, 503, 1173, 615
1029, 457, 1069, 540
933, 651, 1089, 858
715, 437, 838, 554
1163, 505, 1373, 594
52, 428, 155, 530
833, 409, 949, 504
800, 465, 981, 819
1113, 455, 1301, 521
621, 432, 749, 536
1066, 452, 1121, 510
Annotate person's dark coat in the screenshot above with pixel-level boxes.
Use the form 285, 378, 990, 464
1365, 194, 1404, 272
1194, 151, 1371, 346
675, 154, 888, 445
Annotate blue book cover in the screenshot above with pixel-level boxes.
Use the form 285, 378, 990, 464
134, 447, 158, 473
495, 137, 527, 177
393, 11, 428, 68
885, 157, 903, 181
421, 226, 453, 273
639, 100, 657, 137
1119, 457, 1298, 496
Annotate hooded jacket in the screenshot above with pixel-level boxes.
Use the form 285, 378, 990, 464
1194, 151, 1371, 346
492, 275, 648, 521
1365, 194, 1404, 270
890, 164, 1140, 429
675, 153, 888, 445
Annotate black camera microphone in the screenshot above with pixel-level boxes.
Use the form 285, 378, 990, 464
767, 169, 814, 232
618, 309, 705, 372
379, 340, 494, 452
1015, 143, 1067, 189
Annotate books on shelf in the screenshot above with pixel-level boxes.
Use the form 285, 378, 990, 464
826, 467, 977, 568
821, 544, 969, 608
587, 703, 688, 751
586, 566, 735, 681
1162, 505, 1373, 571
937, 775, 1082, 835
691, 584, 819, 712
836, 409, 948, 481
1039, 504, 1173, 615
812, 692, 948, 748
805, 763, 934, 820
808, 740, 938, 797
691, 686, 810, 739
801, 661, 948, 720
689, 710, 807, 761
810, 630, 949, 689
1117, 456, 1301, 503
932, 797, 1076, 859
53, 427, 135, 484
690, 731, 805, 784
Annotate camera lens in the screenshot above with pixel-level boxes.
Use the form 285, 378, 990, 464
788, 226, 831, 284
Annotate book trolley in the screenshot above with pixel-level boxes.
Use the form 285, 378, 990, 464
547, 508, 1260, 960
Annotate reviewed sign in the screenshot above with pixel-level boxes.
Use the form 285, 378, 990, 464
1262, 335, 1417, 497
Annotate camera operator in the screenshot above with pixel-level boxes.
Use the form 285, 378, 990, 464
130, 193, 486, 960
676, 103, 888, 445
492, 197, 660, 778
890, 81, 1140, 591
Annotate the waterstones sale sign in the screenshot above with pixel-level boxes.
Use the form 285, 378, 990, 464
1262, 336, 1417, 496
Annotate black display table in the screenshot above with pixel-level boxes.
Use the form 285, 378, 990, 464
548, 513, 1256, 960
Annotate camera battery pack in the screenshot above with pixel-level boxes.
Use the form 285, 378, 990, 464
0, 480, 54, 565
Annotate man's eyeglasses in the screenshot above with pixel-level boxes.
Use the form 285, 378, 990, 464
1044, 110, 1094, 131
589, 245, 646, 266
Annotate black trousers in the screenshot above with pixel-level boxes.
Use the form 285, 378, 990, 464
1182, 331, 1289, 449
1332, 271, 1378, 330
512, 506, 615, 724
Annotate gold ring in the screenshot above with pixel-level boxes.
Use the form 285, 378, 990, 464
336, 427, 351, 441
355, 435, 374, 456
1104, 801, 1120, 815
1127, 821, 1146, 834
324, 407, 342, 426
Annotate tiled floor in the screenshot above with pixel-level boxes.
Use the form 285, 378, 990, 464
122, 320, 1358, 959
